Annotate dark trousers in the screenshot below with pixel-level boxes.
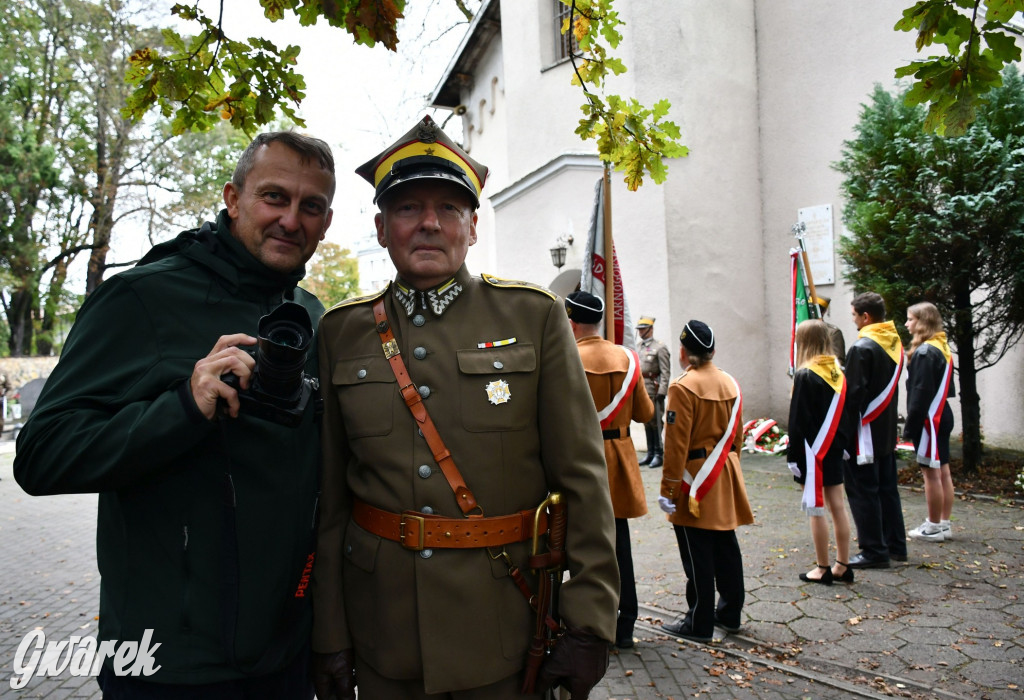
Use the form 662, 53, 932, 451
353, 660, 543, 699
643, 394, 666, 453
672, 525, 744, 636
842, 452, 907, 560
97, 647, 313, 700
615, 518, 638, 639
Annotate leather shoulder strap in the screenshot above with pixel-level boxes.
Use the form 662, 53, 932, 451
371, 297, 481, 516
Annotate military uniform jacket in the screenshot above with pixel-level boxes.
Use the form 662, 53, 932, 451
660, 363, 753, 531
312, 265, 619, 694
844, 331, 902, 456
577, 335, 655, 519
639, 336, 671, 397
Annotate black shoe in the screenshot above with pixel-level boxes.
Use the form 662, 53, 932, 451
799, 564, 834, 586
614, 636, 635, 649
649, 453, 663, 468
833, 562, 855, 583
713, 616, 742, 634
661, 619, 712, 643
639, 451, 653, 466
848, 553, 890, 569
891, 553, 908, 563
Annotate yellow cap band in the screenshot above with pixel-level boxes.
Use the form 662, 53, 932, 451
373, 141, 482, 197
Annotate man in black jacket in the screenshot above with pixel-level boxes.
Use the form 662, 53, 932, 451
15, 132, 335, 698
842, 292, 907, 569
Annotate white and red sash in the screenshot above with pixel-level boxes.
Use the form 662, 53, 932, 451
596, 346, 640, 430
856, 323, 904, 465
800, 361, 846, 514
916, 336, 953, 468
681, 372, 742, 518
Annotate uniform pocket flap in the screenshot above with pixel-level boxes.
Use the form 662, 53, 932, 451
345, 523, 381, 573
332, 355, 395, 386
457, 345, 537, 375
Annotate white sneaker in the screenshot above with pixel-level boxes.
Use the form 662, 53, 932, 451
940, 520, 953, 541
909, 520, 945, 542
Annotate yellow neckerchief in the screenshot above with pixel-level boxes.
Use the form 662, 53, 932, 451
859, 321, 903, 365
805, 355, 844, 393
923, 332, 952, 364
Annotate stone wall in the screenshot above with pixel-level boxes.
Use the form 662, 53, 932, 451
0, 357, 59, 394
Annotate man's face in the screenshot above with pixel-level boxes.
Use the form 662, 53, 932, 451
851, 306, 872, 330
375, 180, 478, 289
223, 142, 334, 273
638, 325, 653, 339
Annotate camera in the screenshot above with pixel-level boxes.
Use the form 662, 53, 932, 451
221, 302, 318, 427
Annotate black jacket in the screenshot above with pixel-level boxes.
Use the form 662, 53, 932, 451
844, 334, 901, 456
15, 212, 323, 683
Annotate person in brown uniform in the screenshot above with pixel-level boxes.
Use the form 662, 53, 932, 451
567, 290, 655, 650
636, 316, 670, 467
658, 320, 753, 643
310, 116, 619, 700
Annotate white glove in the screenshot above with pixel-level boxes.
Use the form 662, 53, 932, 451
788, 462, 802, 478
658, 496, 677, 514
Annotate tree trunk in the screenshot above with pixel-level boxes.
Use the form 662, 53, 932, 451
6, 287, 34, 357
37, 256, 69, 356
952, 284, 982, 473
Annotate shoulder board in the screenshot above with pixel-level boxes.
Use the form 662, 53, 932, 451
323, 284, 389, 316
481, 273, 556, 300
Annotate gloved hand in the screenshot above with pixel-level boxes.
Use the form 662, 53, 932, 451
537, 627, 609, 699
658, 496, 676, 514
311, 649, 356, 700
788, 462, 802, 478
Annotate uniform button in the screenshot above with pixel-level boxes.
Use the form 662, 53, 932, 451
421, 506, 434, 514
413, 346, 427, 360
418, 464, 432, 479
412, 314, 426, 327
418, 428, 423, 437
346, 545, 353, 555
418, 385, 431, 398
420, 549, 433, 559
356, 369, 367, 379
493, 361, 504, 370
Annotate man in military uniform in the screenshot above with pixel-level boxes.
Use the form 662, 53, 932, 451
636, 316, 670, 467
567, 291, 654, 650
311, 116, 619, 699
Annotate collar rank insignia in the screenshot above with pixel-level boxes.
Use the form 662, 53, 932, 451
485, 379, 511, 405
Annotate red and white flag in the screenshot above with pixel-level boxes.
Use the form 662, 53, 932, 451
581, 178, 635, 348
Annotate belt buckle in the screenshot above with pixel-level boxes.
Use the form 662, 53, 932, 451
399, 513, 426, 551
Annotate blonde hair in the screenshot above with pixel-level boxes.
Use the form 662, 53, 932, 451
795, 320, 833, 369
907, 301, 944, 357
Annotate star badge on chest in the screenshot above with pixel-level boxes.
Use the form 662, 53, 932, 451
485, 379, 511, 405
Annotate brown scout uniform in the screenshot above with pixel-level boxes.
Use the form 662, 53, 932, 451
312, 265, 619, 694
661, 364, 753, 530
576, 335, 654, 518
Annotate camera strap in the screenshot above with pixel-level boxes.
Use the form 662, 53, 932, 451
372, 297, 480, 516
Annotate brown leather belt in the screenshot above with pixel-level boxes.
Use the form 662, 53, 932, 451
353, 499, 548, 552
642, 372, 659, 378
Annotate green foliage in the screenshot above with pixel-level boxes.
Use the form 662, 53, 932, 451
564, 0, 688, 190
123, 0, 406, 136
894, 0, 1024, 136
302, 242, 360, 307
835, 69, 1024, 370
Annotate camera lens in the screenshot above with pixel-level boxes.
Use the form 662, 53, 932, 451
254, 303, 313, 402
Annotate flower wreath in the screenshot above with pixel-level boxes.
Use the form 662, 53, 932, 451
742, 418, 789, 454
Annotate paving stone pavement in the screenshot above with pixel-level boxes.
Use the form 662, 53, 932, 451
1, 437, 1021, 698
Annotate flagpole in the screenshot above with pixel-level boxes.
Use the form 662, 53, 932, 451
602, 163, 615, 342
792, 222, 821, 320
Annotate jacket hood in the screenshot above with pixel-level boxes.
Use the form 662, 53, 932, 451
137, 210, 306, 294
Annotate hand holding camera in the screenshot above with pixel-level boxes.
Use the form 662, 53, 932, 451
190, 333, 258, 420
